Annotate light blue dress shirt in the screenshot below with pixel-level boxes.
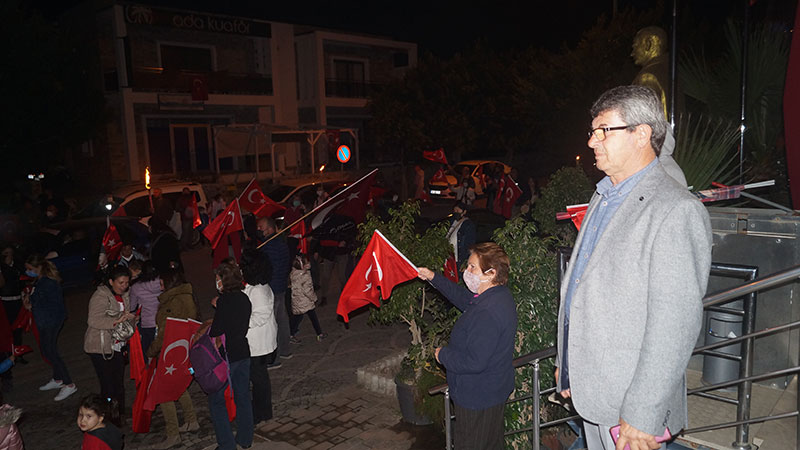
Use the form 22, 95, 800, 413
560, 158, 659, 389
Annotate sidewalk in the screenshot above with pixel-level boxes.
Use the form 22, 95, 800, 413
5, 247, 441, 449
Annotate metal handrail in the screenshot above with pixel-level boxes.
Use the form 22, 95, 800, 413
428, 262, 800, 450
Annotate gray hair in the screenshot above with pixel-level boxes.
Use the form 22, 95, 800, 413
590, 85, 667, 155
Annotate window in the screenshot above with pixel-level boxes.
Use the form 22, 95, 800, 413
393, 52, 409, 68
121, 196, 153, 218
160, 44, 213, 72
333, 60, 365, 83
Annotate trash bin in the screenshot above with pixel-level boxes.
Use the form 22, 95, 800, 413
702, 308, 743, 387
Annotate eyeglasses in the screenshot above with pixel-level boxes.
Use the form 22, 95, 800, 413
587, 125, 632, 141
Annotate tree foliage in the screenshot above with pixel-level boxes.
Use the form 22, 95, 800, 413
679, 20, 790, 196
368, 7, 660, 177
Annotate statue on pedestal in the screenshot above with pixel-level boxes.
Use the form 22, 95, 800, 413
632, 26, 669, 119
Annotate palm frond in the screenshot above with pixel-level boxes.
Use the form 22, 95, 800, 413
673, 113, 741, 191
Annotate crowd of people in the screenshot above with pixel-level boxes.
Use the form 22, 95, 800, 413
0, 84, 709, 450
0, 179, 363, 450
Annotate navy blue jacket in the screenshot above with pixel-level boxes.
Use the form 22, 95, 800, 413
260, 234, 290, 294
433, 274, 517, 410
30, 276, 66, 328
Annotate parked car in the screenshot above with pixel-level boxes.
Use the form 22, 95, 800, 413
265, 178, 351, 207
23, 217, 150, 289
112, 182, 208, 225
428, 160, 512, 201
74, 182, 208, 228
264, 177, 352, 223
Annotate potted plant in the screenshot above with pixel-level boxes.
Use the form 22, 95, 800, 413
355, 200, 458, 426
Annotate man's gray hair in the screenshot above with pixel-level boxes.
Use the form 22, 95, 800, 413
590, 85, 668, 155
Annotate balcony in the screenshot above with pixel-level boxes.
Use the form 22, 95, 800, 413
131, 67, 273, 96
325, 79, 382, 98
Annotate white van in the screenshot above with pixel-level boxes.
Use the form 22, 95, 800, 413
112, 182, 208, 230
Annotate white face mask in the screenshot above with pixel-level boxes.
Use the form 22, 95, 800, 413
215, 279, 223, 292
463, 269, 488, 293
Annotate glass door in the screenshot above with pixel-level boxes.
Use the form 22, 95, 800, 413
169, 124, 214, 174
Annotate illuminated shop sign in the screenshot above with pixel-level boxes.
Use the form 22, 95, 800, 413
125, 5, 271, 37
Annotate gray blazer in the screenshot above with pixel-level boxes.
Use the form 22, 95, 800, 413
556, 163, 712, 436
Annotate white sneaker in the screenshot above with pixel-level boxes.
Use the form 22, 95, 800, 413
39, 379, 63, 391
54, 384, 77, 401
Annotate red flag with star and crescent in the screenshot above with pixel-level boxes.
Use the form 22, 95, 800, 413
102, 222, 123, 262
423, 148, 448, 165
493, 174, 523, 219
444, 255, 459, 282
239, 178, 285, 218
202, 199, 244, 249
307, 169, 377, 231
337, 229, 419, 322
143, 318, 202, 411
430, 168, 448, 184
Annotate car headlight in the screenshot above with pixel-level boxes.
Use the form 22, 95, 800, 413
430, 190, 441, 195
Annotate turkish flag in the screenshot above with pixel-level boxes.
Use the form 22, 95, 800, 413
129, 327, 146, 385
430, 168, 448, 184
191, 75, 209, 101
444, 255, 459, 283
144, 318, 202, 411
494, 174, 522, 219
203, 199, 244, 249
239, 178, 285, 218
307, 169, 377, 230
423, 148, 448, 165
337, 229, 418, 322
326, 129, 341, 154
556, 203, 589, 231
191, 196, 202, 229
290, 220, 309, 255
132, 358, 156, 433
102, 223, 123, 262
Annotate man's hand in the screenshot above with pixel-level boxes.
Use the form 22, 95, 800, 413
616, 418, 659, 450
554, 367, 571, 398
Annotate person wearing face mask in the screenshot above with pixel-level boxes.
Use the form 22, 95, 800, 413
84, 266, 135, 419
205, 260, 254, 450
24, 254, 77, 401
417, 242, 517, 450
283, 195, 305, 227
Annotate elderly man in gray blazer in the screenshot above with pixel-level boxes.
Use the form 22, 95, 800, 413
555, 85, 712, 450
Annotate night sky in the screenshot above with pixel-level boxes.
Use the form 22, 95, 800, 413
30, 0, 781, 57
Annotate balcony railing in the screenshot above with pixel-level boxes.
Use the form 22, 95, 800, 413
325, 79, 382, 98
131, 67, 273, 96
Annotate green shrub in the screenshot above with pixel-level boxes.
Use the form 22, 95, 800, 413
531, 167, 594, 243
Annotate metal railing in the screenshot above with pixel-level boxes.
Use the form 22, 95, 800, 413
429, 263, 800, 450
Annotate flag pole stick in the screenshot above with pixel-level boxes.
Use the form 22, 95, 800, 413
373, 229, 417, 270
256, 168, 379, 249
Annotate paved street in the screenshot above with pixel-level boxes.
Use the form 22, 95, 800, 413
5, 246, 443, 449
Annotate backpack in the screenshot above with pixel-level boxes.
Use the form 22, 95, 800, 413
189, 332, 228, 394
